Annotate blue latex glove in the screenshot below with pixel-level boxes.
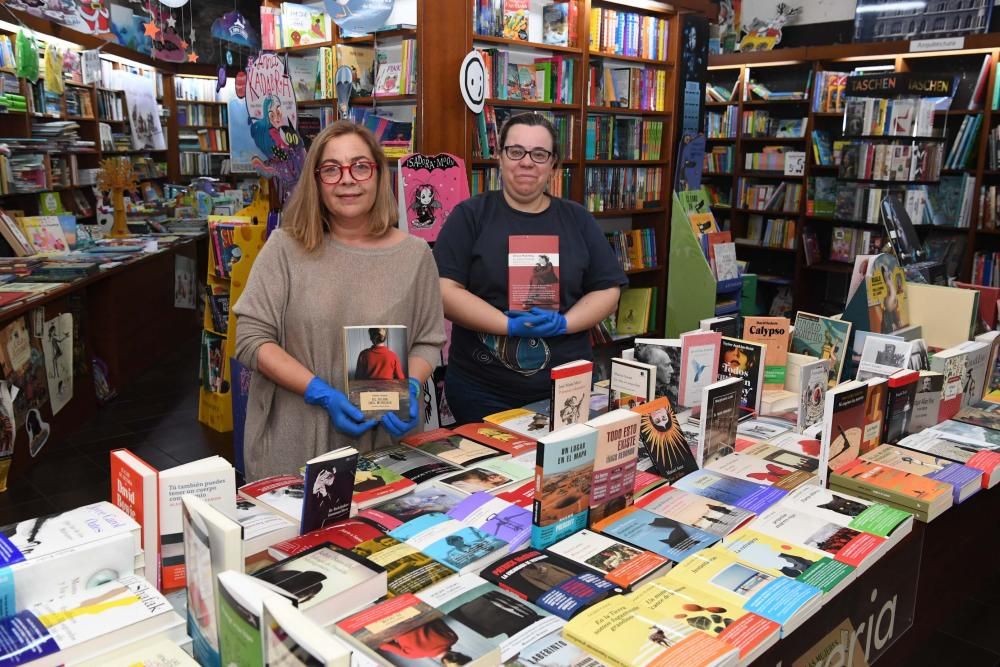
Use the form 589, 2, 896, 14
304, 376, 377, 437
507, 307, 567, 338
382, 377, 421, 437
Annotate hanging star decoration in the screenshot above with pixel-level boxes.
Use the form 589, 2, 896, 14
143, 20, 160, 38
166, 15, 176, 28
187, 51, 199, 62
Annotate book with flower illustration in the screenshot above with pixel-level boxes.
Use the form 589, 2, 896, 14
343, 325, 409, 419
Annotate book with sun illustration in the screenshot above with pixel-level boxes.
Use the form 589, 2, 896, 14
630, 397, 697, 484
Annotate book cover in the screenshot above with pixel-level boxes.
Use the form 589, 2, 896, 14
485, 408, 551, 437
821, 381, 869, 486
448, 492, 532, 551
281, 2, 328, 47
742, 317, 790, 389
349, 534, 454, 597
678, 330, 722, 408
109, 449, 159, 590
698, 376, 742, 468
415, 574, 563, 663
354, 446, 461, 509
592, 505, 720, 562
343, 325, 409, 419
720, 528, 852, 593
797, 358, 830, 432
503, 0, 530, 40
239, 475, 305, 523
746, 506, 885, 569
301, 447, 358, 535
860, 379, 887, 456
453, 422, 537, 456
719, 337, 767, 413
550, 360, 593, 431
479, 548, 619, 620
182, 495, 244, 667
374, 62, 402, 96
707, 450, 816, 492
561, 589, 744, 667
859, 444, 982, 504
635, 484, 755, 537
673, 470, 787, 514
397, 153, 469, 242
542, 3, 570, 46
531, 423, 597, 549
633, 338, 682, 406
609, 357, 656, 409
777, 484, 912, 539
585, 409, 641, 524
630, 396, 697, 484
546, 529, 670, 590
509, 235, 560, 312
664, 548, 822, 629
831, 460, 954, 520
336, 593, 500, 665
435, 458, 533, 495
217, 572, 297, 667
790, 312, 852, 387
882, 370, 919, 443
401, 428, 504, 467
616, 288, 652, 335
262, 599, 351, 666
389, 513, 508, 573
359, 487, 467, 532
334, 45, 376, 97
17, 216, 69, 255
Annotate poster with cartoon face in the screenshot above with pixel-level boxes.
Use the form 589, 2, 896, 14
397, 153, 470, 242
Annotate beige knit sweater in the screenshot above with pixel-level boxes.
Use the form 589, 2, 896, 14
234, 229, 445, 481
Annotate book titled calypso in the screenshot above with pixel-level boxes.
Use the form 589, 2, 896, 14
343, 325, 409, 418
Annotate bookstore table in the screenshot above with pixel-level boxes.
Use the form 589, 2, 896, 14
0, 236, 205, 478
748, 482, 1000, 665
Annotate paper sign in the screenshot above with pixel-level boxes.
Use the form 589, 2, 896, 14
910, 37, 964, 52
784, 151, 806, 176
459, 50, 486, 114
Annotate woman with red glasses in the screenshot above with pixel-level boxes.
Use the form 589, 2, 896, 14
235, 121, 445, 480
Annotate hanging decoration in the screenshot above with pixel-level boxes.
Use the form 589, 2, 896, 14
739, 3, 801, 52
211, 10, 260, 49
325, 0, 394, 36
143, 1, 186, 63
159, 0, 190, 8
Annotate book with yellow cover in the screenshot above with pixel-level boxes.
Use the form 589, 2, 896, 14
616, 288, 653, 336
662, 547, 823, 635
562, 592, 741, 667
719, 528, 856, 597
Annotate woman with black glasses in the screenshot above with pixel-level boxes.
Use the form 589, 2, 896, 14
433, 113, 627, 424
235, 121, 445, 480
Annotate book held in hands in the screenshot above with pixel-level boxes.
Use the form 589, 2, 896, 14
343, 325, 409, 418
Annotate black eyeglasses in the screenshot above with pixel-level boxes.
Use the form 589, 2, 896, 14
502, 145, 553, 163
315, 161, 377, 184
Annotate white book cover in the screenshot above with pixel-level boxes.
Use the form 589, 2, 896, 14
634, 484, 755, 537
777, 484, 878, 528
679, 330, 722, 409
957, 340, 990, 407
416, 574, 563, 662
0, 501, 138, 561
550, 360, 593, 431
76, 638, 198, 666
545, 529, 670, 588
706, 451, 816, 491
797, 358, 830, 431
262, 599, 352, 667
856, 335, 912, 381
610, 355, 658, 409
744, 506, 884, 569
713, 242, 739, 281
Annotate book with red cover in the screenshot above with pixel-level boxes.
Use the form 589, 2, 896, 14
508, 235, 560, 311
269, 517, 385, 559
110, 449, 160, 589
453, 422, 537, 456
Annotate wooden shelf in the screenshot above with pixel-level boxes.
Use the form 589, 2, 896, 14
484, 98, 577, 110
589, 50, 673, 67
742, 170, 802, 178
741, 136, 806, 142
813, 111, 844, 117
274, 40, 334, 53
102, 149, 168, 155
592, 206, 665, 217
705, 101, 737, 107
624, 265, 664, 275
742, 98, 809, 106
735, 207, 799, 215
936, 108, 983, 116
806, 262, 853, 273
585, 159, 666, 165
341, 28, 418, 44
586, 105, 670, 116
735, 243, 798, 253
472, 34, 582, 54
706, 136, 736, 141
703, 171, 734, 177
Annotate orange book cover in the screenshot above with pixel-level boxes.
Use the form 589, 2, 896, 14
833, 460, 951, 503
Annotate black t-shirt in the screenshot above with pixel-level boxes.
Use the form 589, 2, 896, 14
433, 191, 627, 401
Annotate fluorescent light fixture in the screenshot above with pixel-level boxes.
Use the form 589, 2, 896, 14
0, 18, 81, 50
855, 1, 926, 13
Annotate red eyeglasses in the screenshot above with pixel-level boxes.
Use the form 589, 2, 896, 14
315, 161, 377, 184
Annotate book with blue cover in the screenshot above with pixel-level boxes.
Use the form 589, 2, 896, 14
389, 513, 509, 574
591, 506, 720, 562
530, 423, 597, 550
672, 469, 788, 513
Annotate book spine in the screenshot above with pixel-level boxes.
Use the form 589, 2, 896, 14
829, 471, 932, 514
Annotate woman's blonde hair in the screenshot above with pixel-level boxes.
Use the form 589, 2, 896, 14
282, 120, 398, 251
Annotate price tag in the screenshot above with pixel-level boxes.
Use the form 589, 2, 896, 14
784, 151, 806, 176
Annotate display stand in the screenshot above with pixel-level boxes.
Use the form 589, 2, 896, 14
666, 188, 742, 336
197, 219, 266, 432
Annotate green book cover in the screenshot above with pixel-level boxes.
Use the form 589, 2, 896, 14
617, 288, 652, 335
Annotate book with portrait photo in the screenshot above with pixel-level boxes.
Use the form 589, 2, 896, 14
254, 543, 387, 626
343, 325, 409, 419
353, 446, 462, 510
401, 428, 506, 468
358, 487, 468, 532
301, 446, 358, 535
630, 396, 697, 484
633, 338, 682, 406
609, 357, 656, 410
530, 423, 598, 550
718, 337, 766, 414
508, 235, 560, 312
435, 458, 533, 496
549, 360, 593, 431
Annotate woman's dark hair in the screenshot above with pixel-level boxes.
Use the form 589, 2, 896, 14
498, 112, 561, 165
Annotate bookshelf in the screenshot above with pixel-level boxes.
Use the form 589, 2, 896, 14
461, 0, 678, 341
708, 39, 1000, 314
